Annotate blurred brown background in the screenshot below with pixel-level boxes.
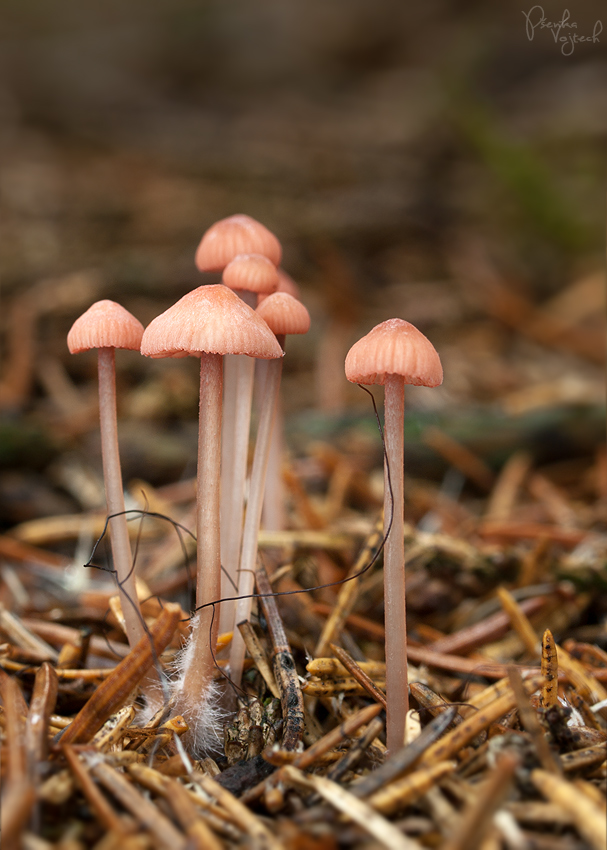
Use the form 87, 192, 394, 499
0, 0, 605, 526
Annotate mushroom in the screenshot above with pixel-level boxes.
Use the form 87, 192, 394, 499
67, 300, 146, 651
196, 217, 282, 636
195, 214, 282, 273
140, 284, 282, 752
218, 253, 279, 632
345, 318, 443, 753
259, 270, 303, 531
229, 292, 310, 688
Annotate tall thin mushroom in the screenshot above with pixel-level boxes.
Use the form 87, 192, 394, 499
229, 292, 310, 688
259, 270, 303, 531
196, 217, 281, 633
140, 284, 282, 753
345, 318, 442, 753
67, 301, 146, 651
218, 253, 279, 632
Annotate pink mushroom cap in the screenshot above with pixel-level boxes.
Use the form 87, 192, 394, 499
345, 318, 443, 387
195, 214, 282, 272
256, 292, 310, 336
222, 253, 279, 294
140, 284, 284, 360
67, 300, 144, 354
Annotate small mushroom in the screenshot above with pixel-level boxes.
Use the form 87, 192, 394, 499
140, 284, 282, 753
67, 301, 145, 651
229, 292, 310, 688
195, 214, 282, 272
196, 216, 282, 636
345, 318, 442, 753
218, 252, 280, 632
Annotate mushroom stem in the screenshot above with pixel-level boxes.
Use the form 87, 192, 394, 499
229, 349, 283, 688
97, 347, 144, 649
179, 351, 223, 709
219, 353, 255, 633
383, 373, 407, 753
219, 290, 257, 634
262, 402, 286, 531
196, 352, 223, 648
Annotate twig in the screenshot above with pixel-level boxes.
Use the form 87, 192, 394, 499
256, 560, 304, 751
330, 643, 387, 708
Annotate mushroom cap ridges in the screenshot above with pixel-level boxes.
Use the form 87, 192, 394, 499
67, 300, 144, 354
222, 253, 279, 294
140, 284, 284, 360
345, 318, 443, 387
256, 292, 310, 336
195, 215, 282, 271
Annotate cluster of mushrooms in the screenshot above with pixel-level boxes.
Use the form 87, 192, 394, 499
67, 214, 443, 756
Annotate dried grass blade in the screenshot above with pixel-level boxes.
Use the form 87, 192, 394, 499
242, 703, 382, 806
